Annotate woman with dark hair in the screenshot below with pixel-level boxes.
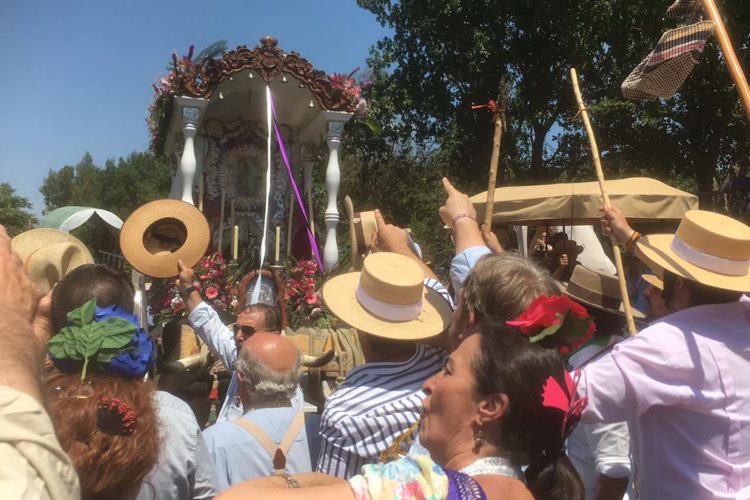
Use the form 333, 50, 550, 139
217, 321, 585, 499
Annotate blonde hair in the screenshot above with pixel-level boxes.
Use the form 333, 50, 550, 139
461, 253, 559, 322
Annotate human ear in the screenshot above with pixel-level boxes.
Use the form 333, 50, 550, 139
477, 393, 509, 424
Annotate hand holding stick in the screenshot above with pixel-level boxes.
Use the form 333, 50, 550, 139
570, 68, 637, 336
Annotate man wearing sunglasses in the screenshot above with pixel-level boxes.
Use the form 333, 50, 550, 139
177, 259, 281, 423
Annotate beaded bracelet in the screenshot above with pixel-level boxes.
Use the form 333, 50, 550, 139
625, 231, 642, 255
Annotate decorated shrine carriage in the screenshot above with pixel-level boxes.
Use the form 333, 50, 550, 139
142, 36, 368, 423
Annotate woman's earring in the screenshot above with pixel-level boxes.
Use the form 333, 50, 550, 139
473, 426, 486, 450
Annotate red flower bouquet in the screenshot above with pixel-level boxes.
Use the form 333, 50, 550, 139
507, 295, 596, 355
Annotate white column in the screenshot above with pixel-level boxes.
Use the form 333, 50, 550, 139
171, 96, 208, 205
323, 121, 345, 270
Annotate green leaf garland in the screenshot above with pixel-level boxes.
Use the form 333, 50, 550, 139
47, 300, 137, 380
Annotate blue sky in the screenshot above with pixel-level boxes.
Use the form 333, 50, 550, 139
0, 1, 389, 215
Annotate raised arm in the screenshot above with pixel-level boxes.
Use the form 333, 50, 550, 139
370, 209, 440, 281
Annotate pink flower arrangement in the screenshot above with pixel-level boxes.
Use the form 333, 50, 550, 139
328, 67, 371, 116
284, 259, 331, 329
153, 252, 238, 325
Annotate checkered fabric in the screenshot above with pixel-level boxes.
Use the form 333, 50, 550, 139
622, 21, 714, 101
667, 0, 703, 23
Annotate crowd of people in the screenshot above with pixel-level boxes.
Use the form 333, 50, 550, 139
3, 175, 750, 500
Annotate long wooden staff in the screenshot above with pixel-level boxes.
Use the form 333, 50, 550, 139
473, 90, 506, 230
570, 68, 637, 336
702, 0, 750, 122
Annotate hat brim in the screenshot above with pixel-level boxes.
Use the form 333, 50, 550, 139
322, 272, 453, 340
120, 200, 209, 279
562, 284, 645, 319
636, 234, 750, 293
641, 273, 663, 290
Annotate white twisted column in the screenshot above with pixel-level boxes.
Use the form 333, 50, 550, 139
323, 121, 346, 270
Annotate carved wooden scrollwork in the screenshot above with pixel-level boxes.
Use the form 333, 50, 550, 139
179, 36, 355, 112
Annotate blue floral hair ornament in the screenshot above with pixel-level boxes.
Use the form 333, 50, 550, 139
47, 300, 155, 380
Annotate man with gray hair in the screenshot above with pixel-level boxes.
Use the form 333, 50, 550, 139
202, 332, 311, 490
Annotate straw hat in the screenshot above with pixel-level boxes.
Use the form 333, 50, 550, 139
562, 265, 644, 319
345, 195, 378, 271
322, 252, 452, 340
635, 210, 750, 292
120, 199, 210, 279
11, 228, 94, 293
641, 273, 663, 290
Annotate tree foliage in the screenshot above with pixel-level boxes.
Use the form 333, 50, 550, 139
356, 0, 750, 194
0, 183, 37, 236
40, 151, 172, 218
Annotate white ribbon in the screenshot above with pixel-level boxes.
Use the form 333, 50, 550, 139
251, 85, 275, 305
356, 285, 422, 322
670, 234, 750, 276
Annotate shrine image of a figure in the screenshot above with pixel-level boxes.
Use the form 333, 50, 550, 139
225, 144, 266, 202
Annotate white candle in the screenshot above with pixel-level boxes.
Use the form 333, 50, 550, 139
232, 225, 239, 261
275, 226, 281, 263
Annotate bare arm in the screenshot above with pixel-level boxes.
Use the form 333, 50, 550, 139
217, 473, 355, 500
0, 225, 43, 401
439, 178, 485, 254
370, 209, 440, 281
177, 259, 204, 314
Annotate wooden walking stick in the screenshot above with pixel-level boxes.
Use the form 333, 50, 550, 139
472, 87, 507, 232
570, 68, 638, 336
702, 0, 750, 122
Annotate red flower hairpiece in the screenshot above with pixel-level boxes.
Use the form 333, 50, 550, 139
542, 369, 588, 439
506, 295, 596, 355
97, 395, 137, 436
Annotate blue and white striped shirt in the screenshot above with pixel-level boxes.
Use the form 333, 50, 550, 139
316, 279, 453, 479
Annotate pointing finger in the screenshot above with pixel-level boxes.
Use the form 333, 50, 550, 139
374, 209, 386, 231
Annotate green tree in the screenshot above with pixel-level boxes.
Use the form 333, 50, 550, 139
357, 0, 750, 202
0, 183, 37, 236
40, 151, 172, 219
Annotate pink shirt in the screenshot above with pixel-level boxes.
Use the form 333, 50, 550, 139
579, 296, 750, 499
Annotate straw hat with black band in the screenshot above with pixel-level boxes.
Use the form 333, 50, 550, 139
12, 228, 94, 293
120, 199, 210, 279
633, 210, 750, 293
562, 265, 645, 319
322, 252, 452, 340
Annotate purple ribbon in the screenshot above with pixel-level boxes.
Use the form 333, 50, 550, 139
270, 98, 324, 271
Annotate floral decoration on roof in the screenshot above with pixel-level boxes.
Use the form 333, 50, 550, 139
147, 36, 362, 156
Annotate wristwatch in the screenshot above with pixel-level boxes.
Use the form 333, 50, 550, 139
179, 285, 198, 298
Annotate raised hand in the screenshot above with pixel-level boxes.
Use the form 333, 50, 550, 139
370, 209, 414, 256
599, 205, 634, 245
439, 177, 477, 227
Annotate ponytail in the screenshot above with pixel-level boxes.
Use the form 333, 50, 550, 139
472, 322, 586, 500
526, 450, 585, 500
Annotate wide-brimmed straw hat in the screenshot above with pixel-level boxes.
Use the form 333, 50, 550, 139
345, 195, 378, 271
12, 228, 94, 293
562, 265, 644, 319
635, 210, 750, 292
641, 273, 663, 290
322, 252, 452, 340
120, 199, 210, 279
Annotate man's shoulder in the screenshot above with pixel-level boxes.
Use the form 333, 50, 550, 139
153, 390, 202, 428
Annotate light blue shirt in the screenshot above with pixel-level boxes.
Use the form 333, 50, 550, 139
203, 405, 312, 491
137, 391, 218, 500
450, 245, 492, 293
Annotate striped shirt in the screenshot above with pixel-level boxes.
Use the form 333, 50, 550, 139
316, 279, 453, 479
316, 343, 448, 479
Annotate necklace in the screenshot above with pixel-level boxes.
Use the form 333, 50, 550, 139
460, 457, 523, 480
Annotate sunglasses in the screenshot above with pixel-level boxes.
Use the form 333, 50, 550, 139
232, 324, 258, 337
